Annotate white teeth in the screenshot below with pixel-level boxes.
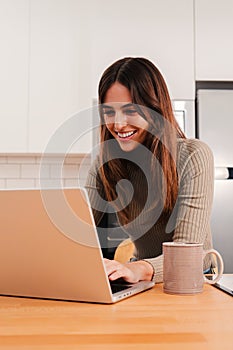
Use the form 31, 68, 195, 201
117, 131, 135, 138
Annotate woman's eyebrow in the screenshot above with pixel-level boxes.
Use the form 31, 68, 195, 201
102, 103, 134, 109
121, 103, 134, 108
102, 104, 113, 109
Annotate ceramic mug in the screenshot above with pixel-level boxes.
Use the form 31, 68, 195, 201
163, 242, 224, 294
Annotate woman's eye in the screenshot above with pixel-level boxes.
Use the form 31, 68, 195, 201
103, 110, 115, 117
124, 109, 137, 116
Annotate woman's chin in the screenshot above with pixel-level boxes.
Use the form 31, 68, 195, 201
117, 140, 138, 152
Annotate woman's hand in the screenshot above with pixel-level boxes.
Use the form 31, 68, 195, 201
104, 258, 154, 283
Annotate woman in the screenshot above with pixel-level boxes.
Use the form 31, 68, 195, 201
85, 57, 214, 283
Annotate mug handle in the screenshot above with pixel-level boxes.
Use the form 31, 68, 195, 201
203, 249, 224, 285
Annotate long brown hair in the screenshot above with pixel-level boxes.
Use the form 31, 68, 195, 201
98, 57, 185, 222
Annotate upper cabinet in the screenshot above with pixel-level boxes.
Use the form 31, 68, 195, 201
195, 0, 233, 80
0, 0, 93, 154
0, 0, 29, 152
90, 0, 195, 101
29, 0, 195, 154
7, 0, 233, 153
28, 0, 92, 153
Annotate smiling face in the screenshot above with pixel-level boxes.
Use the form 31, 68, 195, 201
102, 82, 149, 152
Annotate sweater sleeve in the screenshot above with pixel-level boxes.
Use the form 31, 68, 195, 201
143, 139, 214, 283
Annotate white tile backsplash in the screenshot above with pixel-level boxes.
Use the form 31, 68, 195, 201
50, 164, 79, 179
0, 154, 90, 189
36, 156, 65, 164
63, 178, 80, 188
7, 156, 36, 164
0, 164, 20, 179
0, 179, 5, 188
21, 164, 50, 179
35, 178, 64, 189
6, 179, 35, 189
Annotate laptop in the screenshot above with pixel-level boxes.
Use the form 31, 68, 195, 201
214, 274, 233, 296
0, 188, 154, 303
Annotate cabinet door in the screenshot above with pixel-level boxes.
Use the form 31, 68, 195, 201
29, 0, 92, 153
195, 0, 233, 80
90, 0, 195, 100
0, 0, 29, 152
211, 180, 233, 273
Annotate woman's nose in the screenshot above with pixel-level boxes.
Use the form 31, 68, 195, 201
114, 111, 127, 129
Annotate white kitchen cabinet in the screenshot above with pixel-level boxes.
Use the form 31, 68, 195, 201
28, 0, 92, 153
0, 0, 29, 152
90, 0, 195, 100
29, 0, 195, 154
0, 0, 195, 153
195, 0, 233, 80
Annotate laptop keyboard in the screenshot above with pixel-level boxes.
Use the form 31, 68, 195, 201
110, 279, 133, 294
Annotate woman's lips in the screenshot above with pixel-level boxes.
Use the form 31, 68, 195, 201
116, 130, 137, 140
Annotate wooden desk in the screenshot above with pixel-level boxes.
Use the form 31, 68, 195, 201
0, 282, 232, 350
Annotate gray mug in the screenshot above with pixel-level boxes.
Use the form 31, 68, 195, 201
163, 242, 224, 294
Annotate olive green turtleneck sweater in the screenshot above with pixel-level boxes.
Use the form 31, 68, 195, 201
85, 138, 214, 283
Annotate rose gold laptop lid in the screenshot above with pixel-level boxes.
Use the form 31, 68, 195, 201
0, 188, 154, 303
